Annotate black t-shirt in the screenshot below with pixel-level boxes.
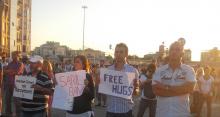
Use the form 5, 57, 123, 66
67, 73, 95, 114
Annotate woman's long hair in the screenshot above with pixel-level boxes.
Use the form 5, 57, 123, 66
42, 60, 53, 78
74, 55, 90, 73
196, 67, 204, 79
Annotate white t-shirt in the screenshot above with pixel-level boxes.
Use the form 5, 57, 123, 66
198, 76, 214, 94
152, 64, 196, 117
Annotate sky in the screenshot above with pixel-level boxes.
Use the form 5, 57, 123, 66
31, 0, 220, 61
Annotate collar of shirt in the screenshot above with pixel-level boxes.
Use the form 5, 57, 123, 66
112, 64, 128, 71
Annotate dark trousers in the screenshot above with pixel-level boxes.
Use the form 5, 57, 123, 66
106, 110, 132, 117
196, 93, 212, 117
20, 110, 47, 117
137, 98, 157, 117
3, 79, 21, 117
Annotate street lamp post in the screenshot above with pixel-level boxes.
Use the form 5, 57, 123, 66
82, 5, 87, 51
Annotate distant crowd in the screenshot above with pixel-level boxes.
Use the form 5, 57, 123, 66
0, 39, 219, 117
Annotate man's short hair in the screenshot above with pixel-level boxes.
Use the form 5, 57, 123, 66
115, 43, 128, 54
169, 41, 184, 52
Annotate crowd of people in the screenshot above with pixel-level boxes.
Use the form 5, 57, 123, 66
0, 41, 219, 117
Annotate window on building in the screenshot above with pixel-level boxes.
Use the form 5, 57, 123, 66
23, 45, 26, 52
23, 35, 27, 40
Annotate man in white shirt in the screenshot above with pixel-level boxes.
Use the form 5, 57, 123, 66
152, 41, 196, 117
197, 66, 214, 117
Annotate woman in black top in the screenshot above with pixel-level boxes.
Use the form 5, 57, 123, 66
66, 55, 95, 117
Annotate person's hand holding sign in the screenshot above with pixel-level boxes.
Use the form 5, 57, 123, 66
32, 84, 53, 95
31, 84, 43, 91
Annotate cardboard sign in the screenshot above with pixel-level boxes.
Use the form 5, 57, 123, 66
52, 70, 86, 110
13, 76, 36, 100
99, 68, 135, 99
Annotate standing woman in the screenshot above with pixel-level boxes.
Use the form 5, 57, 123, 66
191, 67, 204, 114
42, 60, 55, 82
42, 60, 55, 117
196, 66, 215, 117
66, 55, 95, 117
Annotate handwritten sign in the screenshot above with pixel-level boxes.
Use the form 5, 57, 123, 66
52, 70, 86, 110
99, 68, 135, 99
13, 76, 36, 100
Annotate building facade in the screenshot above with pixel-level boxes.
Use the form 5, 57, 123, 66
0, 0, 10, 55
33, 42, 106, 64
83, 48, 105, 64
0, 0, 31, 57
201, 47, 220, 62
33, 41, 69, 59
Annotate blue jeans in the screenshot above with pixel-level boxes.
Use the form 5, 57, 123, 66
20, 110, 47, 117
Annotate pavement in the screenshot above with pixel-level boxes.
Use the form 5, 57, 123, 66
52, 97, 220, 117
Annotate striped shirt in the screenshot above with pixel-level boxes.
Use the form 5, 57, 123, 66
106, 64, 139, 113
21, 71, 54, 112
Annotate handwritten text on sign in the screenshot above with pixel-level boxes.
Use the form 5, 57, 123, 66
99, 68, 135, 99
13, 76, 36, 100
52, 70, 86, 110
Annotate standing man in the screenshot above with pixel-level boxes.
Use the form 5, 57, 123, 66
20, 55, 54, 117
96, 60, 107, 107
3, 51, 24, 117
152, 41, 196, 117
102, 43, 139, 117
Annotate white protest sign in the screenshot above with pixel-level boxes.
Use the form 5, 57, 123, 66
52, 70, 86, 111
13, 76, 36, 100
99, 68, 135, 99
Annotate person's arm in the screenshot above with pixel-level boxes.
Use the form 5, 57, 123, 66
0, 64, 3, 87
132, 69, 140, 96
16, 63, 24, 75
211, 78, 215, 96
7, 63, 24, 75
83, 74, 95, 100
153, 81, 195, 97
31, 84, 54, 95
197, 78, 202, 92
32, 73, 54, 95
